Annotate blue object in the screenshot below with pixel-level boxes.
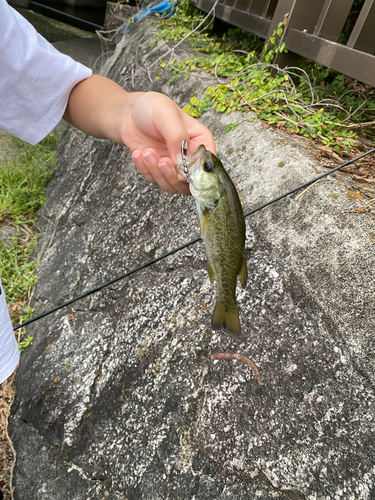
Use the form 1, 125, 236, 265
125, 0, 177, 31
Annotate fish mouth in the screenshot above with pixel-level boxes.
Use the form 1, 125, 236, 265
175, 145, 207, 179
189, 182, 215, 194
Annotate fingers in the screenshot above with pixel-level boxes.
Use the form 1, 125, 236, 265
154, 105, 217, 165
158, 157, 191, 196
132, 151, 156, 185
153, 97, 217, 159
132, 149, 190, 196
129, 92, 215, 197
142, 150, 177, 194
130, 92, 190, 163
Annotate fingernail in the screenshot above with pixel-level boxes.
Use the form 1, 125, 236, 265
159, 163, 171, 176
176, 153, 182, 165
143, 151, 156, 165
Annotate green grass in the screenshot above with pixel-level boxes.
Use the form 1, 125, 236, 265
0, 132, 57, 340
0, 134, 56, 224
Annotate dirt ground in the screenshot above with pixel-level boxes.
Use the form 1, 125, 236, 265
0, 374, 16, 500
0, 126, 20, 500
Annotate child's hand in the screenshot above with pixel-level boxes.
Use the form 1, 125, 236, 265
64, 76, 215, 195
120, 91, 216, 195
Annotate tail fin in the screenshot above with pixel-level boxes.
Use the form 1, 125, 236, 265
212, 299, 241, 336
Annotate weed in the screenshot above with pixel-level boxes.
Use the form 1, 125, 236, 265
262, 17, 289, 65
0, 133, 56, 225
18, 335, 33, 353
0, 132, 57, 348
154, 0, 375, 154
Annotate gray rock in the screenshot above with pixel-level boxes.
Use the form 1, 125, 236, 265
10, 18, 375, 500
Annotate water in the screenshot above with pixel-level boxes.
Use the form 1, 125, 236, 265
30, 0, 106, 30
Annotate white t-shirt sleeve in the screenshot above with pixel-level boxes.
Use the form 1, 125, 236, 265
0, 277, 19, 384
0, 0, 92, 145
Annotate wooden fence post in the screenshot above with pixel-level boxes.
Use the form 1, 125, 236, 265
267, 0, 328, 69
314, 0, 354, 42
264, 0, 298, 69
347, 0, 375, 53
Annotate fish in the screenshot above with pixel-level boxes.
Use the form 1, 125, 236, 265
177, 144, 247, 335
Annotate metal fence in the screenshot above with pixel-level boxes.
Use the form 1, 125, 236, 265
191, 0, 375, 87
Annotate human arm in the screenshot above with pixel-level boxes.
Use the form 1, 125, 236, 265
63, 74, 216, 195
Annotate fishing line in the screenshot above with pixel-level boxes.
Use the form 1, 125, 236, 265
13, 237, 201, 331
244, 146, 375, 217
13, 146, 375, 331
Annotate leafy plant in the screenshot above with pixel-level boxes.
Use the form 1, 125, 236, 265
183, 96, 209, 117
154, 0, 375, 154
262, 17, 289, 64
224, 121, 240, 133
18, 335, 33, 354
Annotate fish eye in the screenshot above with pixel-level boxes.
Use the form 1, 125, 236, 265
203, 161, 212, 172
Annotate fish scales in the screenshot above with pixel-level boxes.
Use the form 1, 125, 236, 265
203, 191, 244, 303
177, 144, 247, 335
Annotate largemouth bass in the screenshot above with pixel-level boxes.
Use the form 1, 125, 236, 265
177, 145, 247, 335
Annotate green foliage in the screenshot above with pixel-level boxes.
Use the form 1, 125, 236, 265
18, 335, 33, 354
224, 122, 240, 133
262, 18, 288, 64
154, 0, 375, 153
0, 133, 56, 224
0, 236, 38, 306
0, 132, 57, 349
152, 0, 259, 56
182, 96, 209, 117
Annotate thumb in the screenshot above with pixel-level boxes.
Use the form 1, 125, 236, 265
153, 103, 189, 164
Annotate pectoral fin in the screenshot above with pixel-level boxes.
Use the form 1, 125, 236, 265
199, 211, 208, 237
238, 254, 247, 288
207, 258, 215, 283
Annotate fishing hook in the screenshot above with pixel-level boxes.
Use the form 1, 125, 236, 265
181, 139, 191, 183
